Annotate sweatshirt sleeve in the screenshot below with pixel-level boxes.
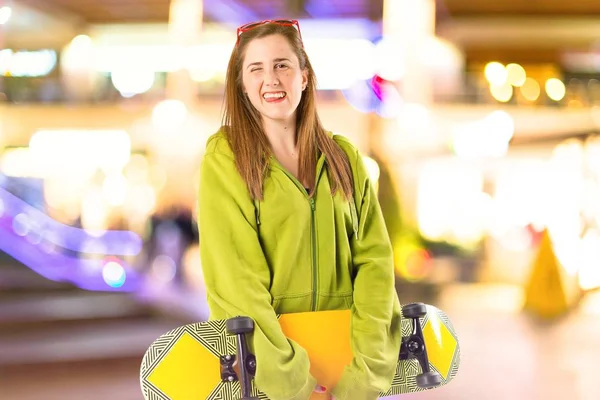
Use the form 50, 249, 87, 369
331, 151, 403, 400
198, 151, 317, 400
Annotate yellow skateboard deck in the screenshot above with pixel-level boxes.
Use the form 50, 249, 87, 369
140, 303, 460, 399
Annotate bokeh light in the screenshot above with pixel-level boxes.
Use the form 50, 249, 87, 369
102, 260, 127, 288
0, 6, 12, 25
484, 62, 507, 86
545, 78, 566, 101
490, 82, 513, 102
520, 77, 541, 102
506, 63, 527, 87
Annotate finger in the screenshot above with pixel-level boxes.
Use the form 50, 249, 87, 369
313, 384, 327, 393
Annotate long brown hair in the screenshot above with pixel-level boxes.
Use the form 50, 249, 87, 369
221, 22, 353, 201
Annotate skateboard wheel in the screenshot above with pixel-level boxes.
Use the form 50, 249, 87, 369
402, 303, 427, 318
416, 371, 442, 389
226, 316, 254, 335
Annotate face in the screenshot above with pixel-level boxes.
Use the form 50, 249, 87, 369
241, 34, 308, 126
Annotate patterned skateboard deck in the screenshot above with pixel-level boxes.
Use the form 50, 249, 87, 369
140, 304, 460, 399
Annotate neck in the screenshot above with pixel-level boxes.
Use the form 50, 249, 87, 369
262, 117, 297, 154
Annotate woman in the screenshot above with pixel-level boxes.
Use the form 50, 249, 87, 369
198, 19, 402, 400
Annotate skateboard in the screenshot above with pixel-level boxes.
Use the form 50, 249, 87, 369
140, 303, 460, 400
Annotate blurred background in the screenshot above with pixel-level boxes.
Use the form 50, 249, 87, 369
0, 0, 599, 399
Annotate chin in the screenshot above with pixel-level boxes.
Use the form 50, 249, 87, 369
261, 109, 296, 122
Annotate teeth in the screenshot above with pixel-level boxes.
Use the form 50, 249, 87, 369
263, 92, 285, 99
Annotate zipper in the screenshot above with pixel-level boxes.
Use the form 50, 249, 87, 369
309, 197, 317, 311
268, 155, 324, 311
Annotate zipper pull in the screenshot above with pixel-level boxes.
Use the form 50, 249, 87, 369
254, 199, 261, 226
309, 198, 315, 211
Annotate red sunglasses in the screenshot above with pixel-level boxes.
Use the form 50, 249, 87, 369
236, 19, 303, 47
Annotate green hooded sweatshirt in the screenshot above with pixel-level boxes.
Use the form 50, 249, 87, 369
198, 129, 402, 400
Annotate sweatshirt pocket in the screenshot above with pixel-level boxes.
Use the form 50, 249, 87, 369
271, 293, 312, 314
316, 292, 354, 311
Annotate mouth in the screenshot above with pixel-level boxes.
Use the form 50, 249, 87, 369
262, 91, 287, 102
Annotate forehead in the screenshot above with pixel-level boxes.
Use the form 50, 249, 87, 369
242, 34, 298, 65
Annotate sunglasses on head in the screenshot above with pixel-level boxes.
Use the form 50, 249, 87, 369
236, 19, 303, 47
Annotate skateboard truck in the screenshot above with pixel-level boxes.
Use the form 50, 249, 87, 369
400, 303, 443, 389
226, 316, 259, 400
219, 354, 238, 383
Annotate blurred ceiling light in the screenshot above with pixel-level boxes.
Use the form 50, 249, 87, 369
417, 162, 486, 244
0, 147, 37, 178
94, 37, 379, 87
545, 78, 566, 101
81, 186, 108, 231
452, 110, 514, 158
398, 103, 431, 133
102, 173, 128, 207
552, 139, 583, 164
490, 82, 513, 102
484, 62, 507, 86
111, 68, 155, 97
94, 45, 182, 73
0, 6, 11, 25
189, 68, 215, 83
520, 77, 541, 102
71, 35, 93, 48
0, 50, 57, 77
487, 110, 515, 137
152, 99, 188, 131
124, 154, 149, 183
305, 38, 376, 89
374, 37, 405, 81
125, 183, 157, 216
29, 130, 131, 177
579, 230, 600, 290
584, 135, 600, 174
61, 35, 96, 100
506, 63, 526, 87
421, 37, 463, 69
185, 43, 229, 82
0, 49, 11, 73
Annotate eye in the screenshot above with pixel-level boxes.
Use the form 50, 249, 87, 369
275, 63, 288, 69
250, 67, 262, 73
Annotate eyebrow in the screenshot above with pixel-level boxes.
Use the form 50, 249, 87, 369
246, 58, 292, 70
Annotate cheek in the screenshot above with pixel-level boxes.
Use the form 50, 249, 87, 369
241, 76, 250, 92
245, 77, 264, 96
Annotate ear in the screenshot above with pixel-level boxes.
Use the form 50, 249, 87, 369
301, 68, 309, 90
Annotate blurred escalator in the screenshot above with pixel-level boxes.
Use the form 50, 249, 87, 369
0, 256, 185, 400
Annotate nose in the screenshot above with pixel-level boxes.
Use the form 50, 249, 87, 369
264, 69, 279, 87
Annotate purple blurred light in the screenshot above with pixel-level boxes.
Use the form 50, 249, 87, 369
304, 0, 337, 17
0, 188, 142, 256
298, 18, 379, 39
0, 217, 141, 292
202, 0, 259, 26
